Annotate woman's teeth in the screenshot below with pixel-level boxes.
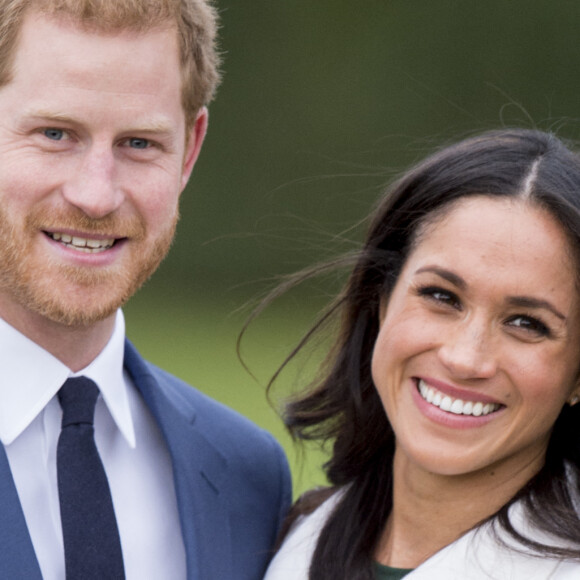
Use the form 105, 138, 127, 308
418, 379, 500, 416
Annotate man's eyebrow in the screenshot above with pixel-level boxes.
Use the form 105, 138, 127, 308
23, 109, 176, 134
415, 265, 566, 321
23, 110, 77, 124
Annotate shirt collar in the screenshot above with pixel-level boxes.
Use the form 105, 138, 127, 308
0, 310, 136, 447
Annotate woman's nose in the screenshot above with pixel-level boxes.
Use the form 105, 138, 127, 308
437, 319, 497, 380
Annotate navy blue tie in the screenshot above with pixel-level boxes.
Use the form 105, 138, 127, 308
57, 376, 125, 579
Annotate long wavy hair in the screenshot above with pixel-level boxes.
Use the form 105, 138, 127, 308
268, 128, 580, 579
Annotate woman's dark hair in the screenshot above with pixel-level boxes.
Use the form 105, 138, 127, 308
265, 128, 580, 579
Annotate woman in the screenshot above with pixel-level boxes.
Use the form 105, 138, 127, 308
262, 129, 580, 579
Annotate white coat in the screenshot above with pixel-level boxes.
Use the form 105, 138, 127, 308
264, 491, 580, 580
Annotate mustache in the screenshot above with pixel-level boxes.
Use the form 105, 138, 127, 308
26, 207, 148, 239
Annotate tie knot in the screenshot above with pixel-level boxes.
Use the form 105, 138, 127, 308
59, 376, 100, 427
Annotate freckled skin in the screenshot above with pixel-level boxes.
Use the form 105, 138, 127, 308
0, 12, 207, 362
372, 196, 580, 482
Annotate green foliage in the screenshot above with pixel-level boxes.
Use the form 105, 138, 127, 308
125, 280, 330, 496
172, 0, 580, 288
128, 0, 580, 496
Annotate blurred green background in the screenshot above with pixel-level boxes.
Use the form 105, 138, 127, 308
125, 0, 580, 496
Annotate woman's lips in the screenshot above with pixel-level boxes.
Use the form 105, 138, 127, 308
416, 378, 503, 417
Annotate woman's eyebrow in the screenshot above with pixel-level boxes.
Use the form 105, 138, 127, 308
415, 266, 466, 289
415, 266, 566, 321
506, 296, 566, 321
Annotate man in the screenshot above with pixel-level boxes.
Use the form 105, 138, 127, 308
0, 1, 291, 579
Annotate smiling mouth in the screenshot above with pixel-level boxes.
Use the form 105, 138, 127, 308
47, 232, 117, 253
417, 379, 502, 417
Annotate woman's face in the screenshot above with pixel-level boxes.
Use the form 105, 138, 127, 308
371, 196, 580, 481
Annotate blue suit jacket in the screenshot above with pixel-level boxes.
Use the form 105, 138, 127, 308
0, 339, 292, 579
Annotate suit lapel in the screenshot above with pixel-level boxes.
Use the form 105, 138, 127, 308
0, 445, 43, 578
124, 340, 233, 579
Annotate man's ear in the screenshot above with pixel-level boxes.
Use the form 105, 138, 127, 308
180, 106, 209, 191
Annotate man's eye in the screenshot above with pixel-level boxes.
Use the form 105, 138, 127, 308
43, 128, 65, 141
128, 138, 150, 149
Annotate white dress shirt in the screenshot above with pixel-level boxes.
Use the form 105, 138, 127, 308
0, 310, 186, 580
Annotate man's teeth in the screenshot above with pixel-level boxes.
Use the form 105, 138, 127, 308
418, 379, 500, 416
50, 232, 115, 253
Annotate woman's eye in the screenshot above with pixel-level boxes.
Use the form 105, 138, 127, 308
43, 128, 66, 141
506, 315, 551, 337
418, 286, 461, 309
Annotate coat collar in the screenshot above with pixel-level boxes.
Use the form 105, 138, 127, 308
123, 339, 233, 579
0, 340, 235, 580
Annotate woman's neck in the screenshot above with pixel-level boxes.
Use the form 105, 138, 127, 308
375, 445, 545, 568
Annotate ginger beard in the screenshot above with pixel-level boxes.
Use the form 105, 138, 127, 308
0, 202, 178, 327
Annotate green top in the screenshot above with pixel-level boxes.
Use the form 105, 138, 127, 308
374, 562, 414, 580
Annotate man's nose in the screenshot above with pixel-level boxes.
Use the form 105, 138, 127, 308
61, 146, 124, 219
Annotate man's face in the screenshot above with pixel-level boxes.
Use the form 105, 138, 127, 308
0, 11, 206, 330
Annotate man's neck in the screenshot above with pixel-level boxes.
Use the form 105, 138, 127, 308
0, 304, 116, 372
